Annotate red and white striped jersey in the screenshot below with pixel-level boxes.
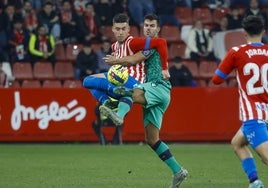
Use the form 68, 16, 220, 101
111, 35, 146, 83
212, 43, 268, 121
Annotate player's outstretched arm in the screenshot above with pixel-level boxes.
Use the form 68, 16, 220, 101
103, 51, 146, 66
212, 50, 236, 84
129, 37, 169, 70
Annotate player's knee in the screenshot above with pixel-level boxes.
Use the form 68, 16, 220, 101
261, 155, 268, 165
132, 92, 146, 104
231, 137, 240, 152
82, 76, 92, 87
132, 92, 139, 102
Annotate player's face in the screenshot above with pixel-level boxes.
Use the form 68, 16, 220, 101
112, 22, 130, 44
143, 19, 160, 38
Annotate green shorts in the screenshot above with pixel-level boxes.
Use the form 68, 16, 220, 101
134, 80, 171, 129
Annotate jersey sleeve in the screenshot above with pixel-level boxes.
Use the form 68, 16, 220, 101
212, 49, 236, 84
129, 37, 168, 70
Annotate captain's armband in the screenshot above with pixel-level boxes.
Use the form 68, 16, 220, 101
141, 49, 152, 58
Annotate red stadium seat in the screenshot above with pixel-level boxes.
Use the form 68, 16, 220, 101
63, 80, 83, 88
160, 25, 182, 43
54, 62, 75, 80
129, 26, 140, 37
169, 42, 187, 59
100, 26, 116, 43
65, 44, 83, 62
228, 78, 238, 87
33, 61, 55, 80
55, 43, 66, 61
43, 79, 62, 88
196, 79, 207, 87
224, 30, 247, 51
21, 80, 41, 88
212, 7, 230, 24
199, 61, 218, 80
183, 60, 199, 79
174, 6, 193, 25
12, 62, 33, 81
9, 80, 20, 88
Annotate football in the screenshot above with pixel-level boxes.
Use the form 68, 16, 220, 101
107, 65, 129, 86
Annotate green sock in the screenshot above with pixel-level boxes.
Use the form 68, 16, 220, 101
116, 97, 133, 119
153, 140, 182, 174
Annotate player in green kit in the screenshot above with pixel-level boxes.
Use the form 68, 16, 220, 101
103, 14, 188, 188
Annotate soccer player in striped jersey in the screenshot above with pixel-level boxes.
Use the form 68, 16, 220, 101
83, 13, 168, 124
103, 14, 188, 188
212, 15, 268, 188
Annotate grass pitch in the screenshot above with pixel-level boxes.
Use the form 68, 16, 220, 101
0, 143, 266, 188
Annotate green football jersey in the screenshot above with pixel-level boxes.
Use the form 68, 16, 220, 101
145, 49, 163, 82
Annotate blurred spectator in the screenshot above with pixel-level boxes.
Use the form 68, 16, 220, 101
153, 0, 181, 28
244, 0, 268, 43
176, 0, 192, 8
128, 0, 154, 27
259, 0, 268, 7
74, 0, 88, 14
37, 1, 61, 41
74, 40, 98, 80
191, 0, 207, 9
93, 0, 114, 26
111, 0, 136, 26
28, 24, 56, 66
3, 0, 23, 10
1, 4, 23, 32
21, 0, 39, 33
185, 20, 217, 65
7, 18, 30, 63
226, 6, 243, 29
230, 0, 250, 9
169, 56, 197, 87
206, 0, 230, 9
29, 0, 44, 11
0, 62, 14, 87
80, 2, 102, 43
60, 0, 80, 44
95, 38, 112, 73
0, 5, 8, 62
0, 62, 7, 87
210, 16, 229, 36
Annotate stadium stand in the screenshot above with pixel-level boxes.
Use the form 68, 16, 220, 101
33, 61, 55, 80
42, 79, 62, 88
21, 80, 41, 88
12, 62, 33, 81
54, 62, 75, 80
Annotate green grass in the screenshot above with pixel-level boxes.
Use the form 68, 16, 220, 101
0, 143, 266, 188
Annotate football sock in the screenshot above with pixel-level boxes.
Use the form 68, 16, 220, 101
242, 157, 258, 183
151, 140, 181, 174
116, 97, 133, 119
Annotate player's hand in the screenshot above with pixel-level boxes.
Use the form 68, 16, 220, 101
162, 69, 170, 80
103, 55, 117, 65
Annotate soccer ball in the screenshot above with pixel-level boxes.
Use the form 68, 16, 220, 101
107, 65, 129, 86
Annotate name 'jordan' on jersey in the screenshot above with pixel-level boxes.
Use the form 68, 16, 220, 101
215, 43, 268, 121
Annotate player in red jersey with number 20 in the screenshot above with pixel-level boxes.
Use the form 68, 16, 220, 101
212, 15, 268, 188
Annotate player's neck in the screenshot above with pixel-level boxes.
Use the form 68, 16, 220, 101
247, 36, 262, 43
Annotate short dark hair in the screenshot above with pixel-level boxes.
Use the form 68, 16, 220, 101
242, 15, 265, 36
144, 14, 160, 27
113, 13, 129, 24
